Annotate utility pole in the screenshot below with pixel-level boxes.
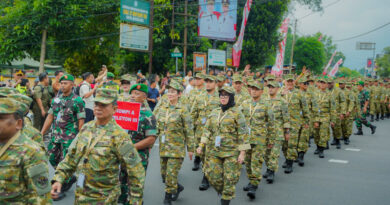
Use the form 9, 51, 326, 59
148, 0, 154, 75
39, 29, 47, 73
289, 19, 297, 74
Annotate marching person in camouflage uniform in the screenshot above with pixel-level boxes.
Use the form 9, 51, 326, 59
339, 80, 355, 144
191, 75, 220, 190
231, 74, 251, 106
197, 86, 250, 205
41, 74, 85, 200
354, 81, 376, 135
328, 78, 346, 149
155, 81, 195, 205
281, 74, 309, 173
369, 79, 381, 121
188, 73, 206, 112
51, 88, 145, 204
262, 81, 290, 184
119, 74, 134, 101
32, 72, 53, 131
242, 81, 272, 199
102, 72, 120, 92
0, 98, 51, 204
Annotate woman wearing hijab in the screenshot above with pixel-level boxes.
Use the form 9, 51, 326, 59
197, 86, 250, 205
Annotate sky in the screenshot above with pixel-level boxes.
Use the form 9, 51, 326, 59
288, 0, 390, 70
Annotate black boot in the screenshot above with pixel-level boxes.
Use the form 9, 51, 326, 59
263, 169, 271, 179
297, 152, 305, 167
344, 138, 350, 145
282, 160, 287, 168
314, 145, 320, 155
318, 147, 325, 158
171, 183, 184, 201
199, 175, 209, 191
370, 115, 374, 122
354, 128, 363, 135
163, 192, 172, 205
330, 139, 337, 145
266, 170, 275, 184
247, 184, 258, 199
381, 114, 385, 120
370, 125, 376, 134
192, 156, 201, 171
243, 182, 251, 191
221, 199, 230, 205
308, 138, 311, 147
325, 142, 329, 150
284, 160, 293, 174
336, 139, 341, 149
376, 114, 379, 121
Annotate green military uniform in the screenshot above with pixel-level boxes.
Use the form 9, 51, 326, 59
102, 72, 120, 92
0, 98, 51, 204
232, 75, 251, 106
200, 86, 250, 201
32, 83, 53, 130
355, 82, 375, 132
340, 81, 355, 140
369, 81, 381, 120
329, 80, 346, 142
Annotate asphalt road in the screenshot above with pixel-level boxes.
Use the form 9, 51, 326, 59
53, 118, 390, 205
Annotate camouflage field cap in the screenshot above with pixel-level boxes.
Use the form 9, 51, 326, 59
121, 74, 133, 82
267, 81, 280, 88
204, 75, 216, 81
94, 88, 118, 104
338, 79, 346, 84
265, 75, 276, 81
107, 72, 115, 78
216, 75, 225, 82
7, 94, 33, 115
298, 77, 308, 84
167, 80, 184, 91
0, 87, 18, 96
283, 74, 294, 81
59, 74, 75, 82
232, 74, 243, 83
317, 77, 327, 83
346, 82, 353, 87
250, 81, 264, 90
0, 98, 24, 114
195, 73, 205, 79
130, 83, 148, 94
219, 86, 235, 94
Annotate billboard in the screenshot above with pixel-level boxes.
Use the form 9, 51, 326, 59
194, 53, 207, 72
198, 0, 237, 41
120, 0, 150, 25
120, 23, 149, 51
208, 49, 226, 67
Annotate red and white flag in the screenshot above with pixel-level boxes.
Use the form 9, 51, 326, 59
328, 58, 343, 77
271, 18, 290, 76
232, 0, 253, 67
323, 50, 337, 75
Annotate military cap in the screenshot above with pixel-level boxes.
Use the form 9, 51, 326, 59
265, 75, 276, 81
346, 82, 353, 87
219, 86, 235, 94
283, 74, 294, 81
0, 98, 24, 114
298, 77, 308, 84
216, 75, 225, 82
358, 81, 365, 86
232, 74, 243, 82
167, 80, 184, 91
250, 81, 264, 90
0, 87, 18, 96
107, 72, 115, 78
7, 94, 33, 115
246, 78, 255, 86
121, 74, 133, 82
267, 81, 280, 88
94, 88, 118, 104
130, 83, 148, 94
195, 72, 205, 79
59, 74, 75, 82
338, 79, 346, 84
317, 77, 327, 83
204, 75, 216, 81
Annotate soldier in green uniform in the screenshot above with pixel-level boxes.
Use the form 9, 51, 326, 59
51, 88, 145, 204
369, 79, 381, 121
32, 72, 53, 131
41, 74, 85, 200
379, 81, 387, 120
188, 72, 206, 113
281, 74, 309, 173
242, 81, 272, 199
328, 78, 346, 149
232, 74, 251, 106
339, 80, 355, 144
196, 86, 250, 205
155, 81, 195, 205
262, 81, 290, 184
102, 72, 120, 92
119, 74, 134, 101
0, 98, 51, 204
354, 81, 376, 136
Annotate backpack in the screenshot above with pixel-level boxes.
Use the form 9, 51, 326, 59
73, 82, 89, 97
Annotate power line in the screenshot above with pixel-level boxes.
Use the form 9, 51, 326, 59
298, 0, 341, 20
334, 21, 390, 42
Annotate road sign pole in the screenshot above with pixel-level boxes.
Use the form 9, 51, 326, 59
176, 57, 178, 74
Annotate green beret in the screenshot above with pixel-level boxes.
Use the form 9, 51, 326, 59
0, 98, 24, 115
94, 88, 118, 104
219, 86, 235, 94
358, 81, 365, 86
130, 83, 148, 94
232, 74, 243, 83
267, 81, 280, 88
283, 74, 294, 81
107, 72, 115, 78
204, 75, 216, 81
167, 81, 184, 91
121, 74, 133, 82
8, 94, 33, 115
59, 74, 75, 82
0, 87, 18, 97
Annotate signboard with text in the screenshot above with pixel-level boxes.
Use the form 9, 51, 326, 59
194, 53, 207, 72
120, 0, 150, 25
120, 23, 149, 51
208, 49, 226, 67
114, 101, 141, 131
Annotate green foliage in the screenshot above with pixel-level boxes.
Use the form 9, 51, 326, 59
293, 36, 326, 74
376, 47, 390, 78
337, 67, 361, 78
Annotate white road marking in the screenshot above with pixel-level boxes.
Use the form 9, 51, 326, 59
328, 159, 349, 164
345, 148, 361, 152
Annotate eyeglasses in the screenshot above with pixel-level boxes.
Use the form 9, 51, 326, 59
17, 74, 23, 77
219, 95, 229, 98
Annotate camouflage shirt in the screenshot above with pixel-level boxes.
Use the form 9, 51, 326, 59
48, 92, 85, 143
282, 89, 310, 126
53, 119, 145, 205
358, 89, 370, 109
329, 87, 347, 115
102, 81, 120, 92
22, 124, 44, 147
32, 83, 52, 112
315, 90, 337, 123
266, 94, 290, 141
191, 90, 220, 129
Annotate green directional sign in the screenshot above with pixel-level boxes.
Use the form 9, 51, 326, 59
120, 0, 150, 26
171, 53, 183, 58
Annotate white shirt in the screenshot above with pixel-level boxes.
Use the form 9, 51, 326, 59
184, 84, 194, 95
80, 81, 94, 110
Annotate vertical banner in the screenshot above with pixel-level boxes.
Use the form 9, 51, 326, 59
271, 18, 290, 76
232, 0, 253, 68
193, 53, 207, 72
328, 58, 343, 77
323, 50, 337, 75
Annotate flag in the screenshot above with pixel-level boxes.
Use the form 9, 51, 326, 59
271, 18, 290, 76
232, 0, 253, 67
323, 50, 337, 75
328, 58, 343, 77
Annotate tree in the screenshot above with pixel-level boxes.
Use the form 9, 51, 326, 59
293, 36, 326, 74
337, 67, 361, 78
376, 47, 390, 78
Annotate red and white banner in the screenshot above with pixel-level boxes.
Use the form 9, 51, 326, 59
271, 18, 290, 76
113, 101, 141, 131
323, 50, 337, 75
328, 58, 343, 77
232, 0, 253, 67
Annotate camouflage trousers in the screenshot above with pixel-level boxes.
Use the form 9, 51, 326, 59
331, 118, 342, 140
194, 126, 206, 161
381, 103, 388, 115
370, 101, 380, 115
205, 155, 241, 200
48, 139, 74, 168
282, 124, 299, 160
341, 117, 353, 139
244, 144, 265, 186
314, 121, 330, 148
355, 113, 372, 129
160, 157, 184, 194
297, 125, 310, 153
264, 138, 282, 172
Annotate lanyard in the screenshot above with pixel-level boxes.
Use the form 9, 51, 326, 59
319, 91, 327, 103
83, 125, 106, 165
0, 131, 20, 158
217, 110, 229, 129
164, 107, 170, 132
249, 102, 258, 121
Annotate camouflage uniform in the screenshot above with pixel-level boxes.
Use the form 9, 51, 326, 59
314, 88, 336, 148
32, 83, 53, 130
200, 103, 250, 200
102, 80, 120, 92
369, 84, 381, 117
340, 86, 355, 139
329, 85, 346, 141
299, 87, 318, 153
355, 89, 373, 129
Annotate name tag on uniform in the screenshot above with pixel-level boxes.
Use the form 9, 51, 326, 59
300, 111, 303, 115
54, 97, 60, 104
202, 118, 207, 125
56, 112, 62, 122
318, 109, 321, 113
161, 135, 166, 143
77, 173, 85, 188
215, 136, 221, 147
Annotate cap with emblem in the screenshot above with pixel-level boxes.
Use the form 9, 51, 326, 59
265, 75, 276, 81
298, 77, 308, 84
219, 86, 235, 94
130, 83, 148, 94
0, 98, 24, 115
338, 79, 346, 84
7, 94, 33, 115
121, 74, 133, 82
204, 75, 216, 82
232, 74, 243, 83
283, 74, 294, 81
216, 75, 225, 82
0, 87, 18, 97
167, 80, 184, 91
346, 82, 352, 87
59, 74, 75, 82
94, 88, 118, 104
267, 81, 280, 88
